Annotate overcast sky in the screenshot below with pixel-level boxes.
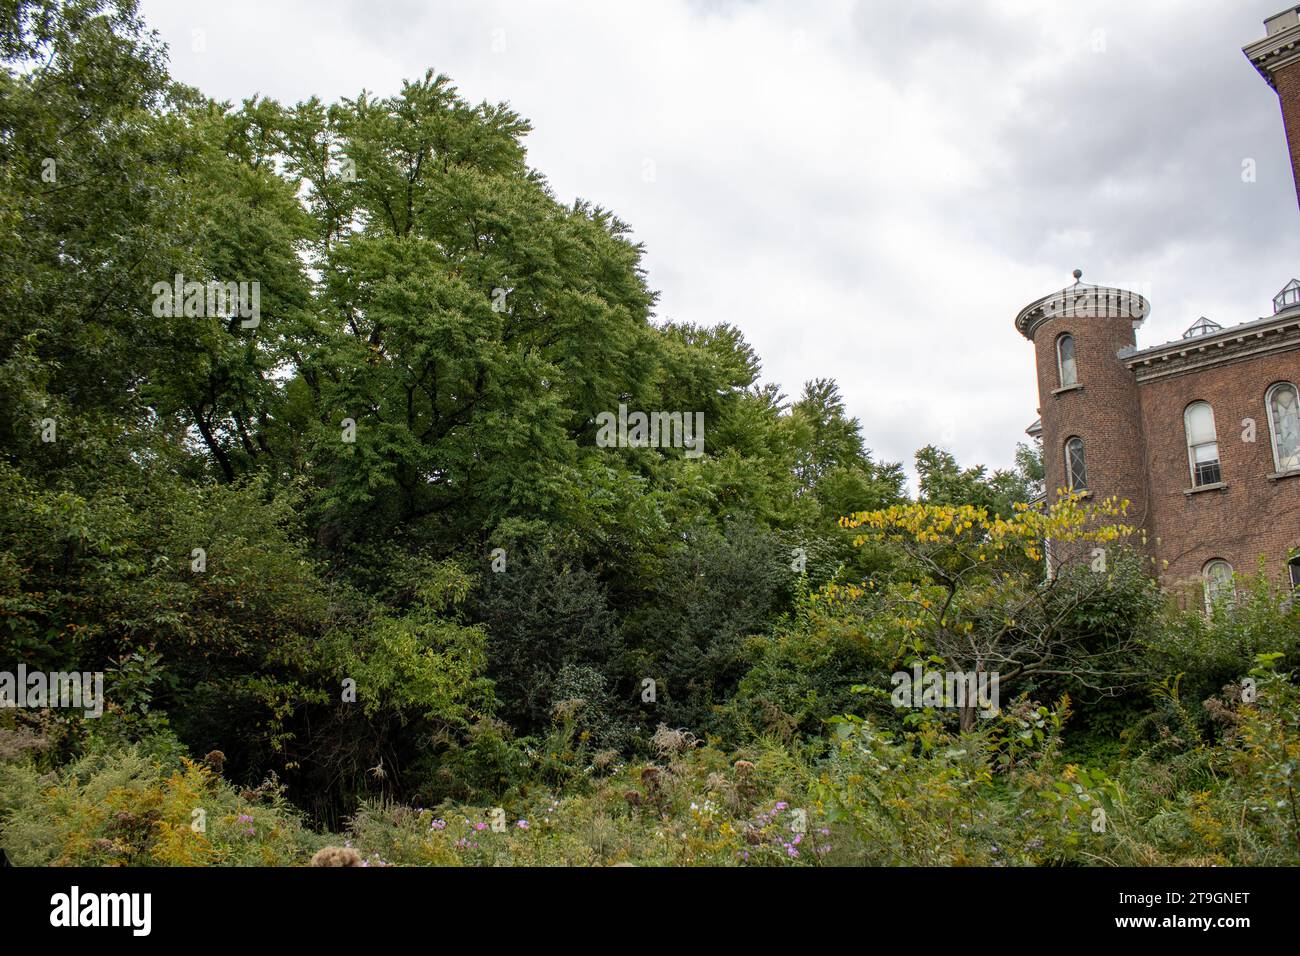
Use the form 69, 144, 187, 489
139, 0, 1300, 481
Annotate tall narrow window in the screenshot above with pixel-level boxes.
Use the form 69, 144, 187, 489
1267, 382, 1300, 473
1289, 555, 1300, 591
1057, 334, 1077, 388
1203, 559, 1235, 612
1065, 437, 1087, 492
1184, 401, 1221, 487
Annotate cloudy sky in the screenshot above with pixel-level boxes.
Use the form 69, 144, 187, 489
139, 0, 1300, 481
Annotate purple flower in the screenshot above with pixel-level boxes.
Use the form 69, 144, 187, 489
430, 819, 446, 831
516, 820, 529, 830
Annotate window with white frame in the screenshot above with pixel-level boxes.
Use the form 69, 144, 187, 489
1267, 382, 1300, 474
1065, 437, 1087, 492
1184, 401, 1221, 487
1290, 555, 1300, 591
1202, 559, 1235, 612
1057, 333, 1077, 388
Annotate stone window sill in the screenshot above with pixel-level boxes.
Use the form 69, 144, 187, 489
1052, 383, 1084, 396
1267, 469, 1300, 482
1184, 482, 1227, 496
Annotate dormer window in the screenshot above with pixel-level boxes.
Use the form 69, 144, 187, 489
1275, 279, 1300, 314
1056, 333, 1077, 387
1182, 316, 1222, 338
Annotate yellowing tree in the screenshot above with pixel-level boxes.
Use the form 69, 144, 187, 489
830, 494, 1155, 731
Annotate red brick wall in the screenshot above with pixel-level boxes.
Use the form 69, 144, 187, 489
1136, 357, 1300, 588
1276, 59, 1300, 208
1032, 313, 1150, 542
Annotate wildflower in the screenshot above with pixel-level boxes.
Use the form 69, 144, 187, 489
774, 801, 788, 811
429, 819, 447, 831
516, 820, 529, 830
474, 822, 487, 831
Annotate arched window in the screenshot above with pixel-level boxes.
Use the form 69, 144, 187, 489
1266, 382, 1300, 474
1184, 402, 1220, 487
1056, 334, 1078, 388
1202, 559, 1235, 612
1065, 437, 1087, 492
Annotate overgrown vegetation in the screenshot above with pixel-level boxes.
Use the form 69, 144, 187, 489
1, 0, 1296, 866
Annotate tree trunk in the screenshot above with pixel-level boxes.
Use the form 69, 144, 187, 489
959, 703, 978, 734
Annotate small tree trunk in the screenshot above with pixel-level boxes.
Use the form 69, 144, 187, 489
959, 703, 978, 734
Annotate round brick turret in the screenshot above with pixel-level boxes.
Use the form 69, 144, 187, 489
1015, 275, 1151, 538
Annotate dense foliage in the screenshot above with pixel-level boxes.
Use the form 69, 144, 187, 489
1, 0, 1296, 866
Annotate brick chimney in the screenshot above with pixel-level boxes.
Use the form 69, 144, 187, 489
1245, 7, 1300, 208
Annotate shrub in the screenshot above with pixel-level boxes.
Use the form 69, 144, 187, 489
0, 733, 325, 866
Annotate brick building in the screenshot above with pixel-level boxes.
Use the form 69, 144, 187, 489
1245, 6, 1300, 207
1016, 275, 1300, 602
1011, 11, 1300, 606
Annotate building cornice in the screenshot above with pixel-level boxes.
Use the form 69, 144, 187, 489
1015, 282, 1149, 340
1123, 310, 1300, 383
1244, 8, 1300, 88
